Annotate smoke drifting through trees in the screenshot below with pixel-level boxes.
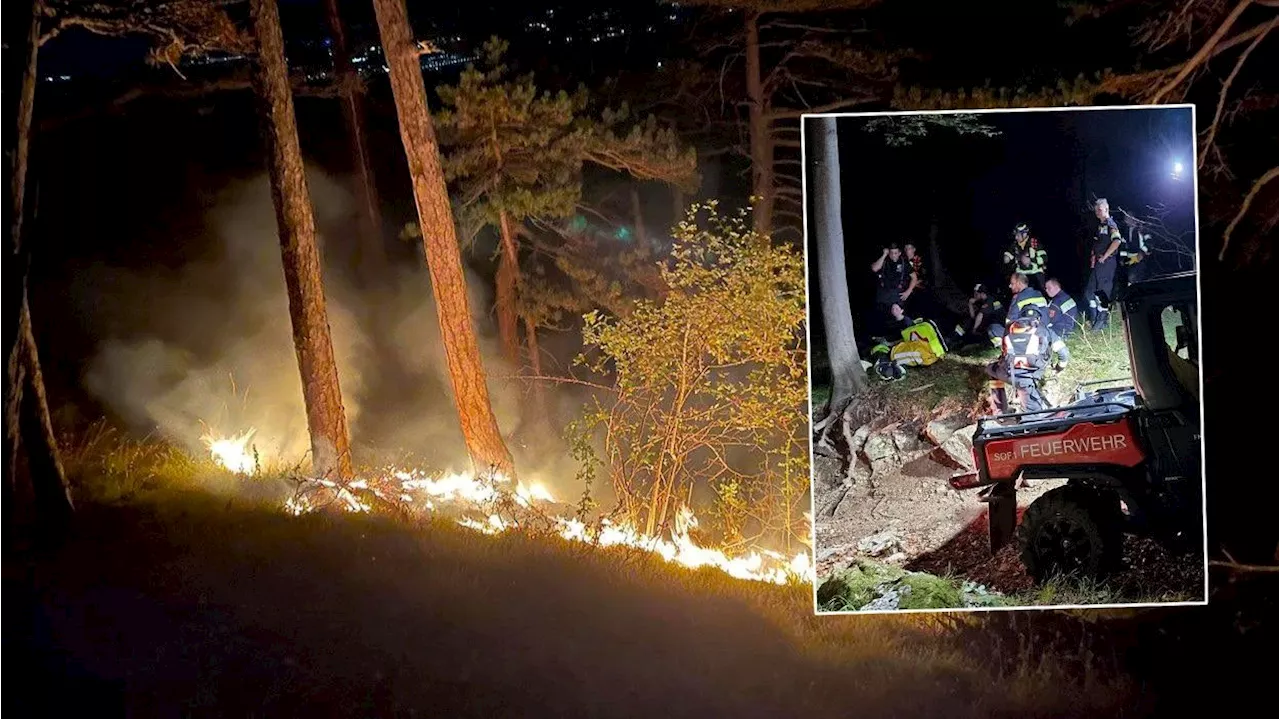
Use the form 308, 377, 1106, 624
81, 170, 584, 493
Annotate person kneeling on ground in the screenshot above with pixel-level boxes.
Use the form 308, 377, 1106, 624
987, 271, 1048, 348
985, 306, 1069, 418
956, 283, 1003, 346
1044, 278, 1081, 338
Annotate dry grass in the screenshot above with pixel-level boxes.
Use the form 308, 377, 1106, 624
25, 422, 1151, 718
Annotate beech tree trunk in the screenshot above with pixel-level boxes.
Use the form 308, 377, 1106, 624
495, 211, 521, 365
808, 116, 867, 423
250, 0, 353, 481
744, 11, 775, 236
323, 0, 386, 282
370, 0, 516, 478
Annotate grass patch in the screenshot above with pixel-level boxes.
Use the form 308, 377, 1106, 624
816, 559, 1010, 612
1007, 571, 1196, 608
1050, 324, 1133, 402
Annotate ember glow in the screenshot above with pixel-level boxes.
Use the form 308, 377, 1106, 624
201, 432, 814, 586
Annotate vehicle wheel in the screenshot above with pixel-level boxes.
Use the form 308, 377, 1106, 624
1017, 485, 1123, 583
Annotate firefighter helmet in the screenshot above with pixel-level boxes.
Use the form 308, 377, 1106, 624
1014, 223, 1030, 236
1019, 306, 1042, 322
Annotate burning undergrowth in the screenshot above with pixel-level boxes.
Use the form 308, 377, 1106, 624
74, 171, 811, 586
81, 170, 583, 493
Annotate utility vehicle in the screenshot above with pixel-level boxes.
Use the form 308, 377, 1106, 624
950, 271, 1204, 582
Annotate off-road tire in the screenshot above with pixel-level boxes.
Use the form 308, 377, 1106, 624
1017, 485, 1124, 583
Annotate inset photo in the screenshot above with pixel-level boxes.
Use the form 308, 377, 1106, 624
803, 106, 1207, 614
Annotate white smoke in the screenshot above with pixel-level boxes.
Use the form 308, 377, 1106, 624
82, 169, 585, 489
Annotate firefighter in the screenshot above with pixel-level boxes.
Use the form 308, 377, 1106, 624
903, 242, 930, 315
1002, 223, 1047, 292
1083, 198, 1123, 330
1043, 278, 1081, 338
955, 283, 1003, 344
989, 306, 1070, 416
870, 243, 917, 333
1118, 226, 1152, 291
988, 271, 1049, 347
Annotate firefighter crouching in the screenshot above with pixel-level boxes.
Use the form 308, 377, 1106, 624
985, 306, 1070, 418
1044, 277, 1081, 338
955, 283, 1002, 345
987, 271, 1049, 347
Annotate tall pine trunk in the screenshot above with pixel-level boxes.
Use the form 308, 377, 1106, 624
370, 0, 515, 478
17, 295, 71, 520
5, 0, 73, 531
744, 11, 774, 236
323, 0, 386, 282
808, 117, 866, 427
495, 211, 521, 365
1, 0, 39, 527
250, 0, 354, 481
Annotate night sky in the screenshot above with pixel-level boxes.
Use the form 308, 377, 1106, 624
808, 106, 1198, 342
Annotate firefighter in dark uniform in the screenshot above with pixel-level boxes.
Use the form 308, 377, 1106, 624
987, 271, 1048, 347
903, 242, 928, 314
1043, 277, 1081, 338
955, 283, 1003, 344
1083, 198, 1123, 330
986, 306, 1070, 416
870, 243, 917, 334
1118, 226, 1152, 292
1002, 223, 1047, 293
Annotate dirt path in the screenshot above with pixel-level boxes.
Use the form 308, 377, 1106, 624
813, 449, 1203, 603
812, 451, 1062, 584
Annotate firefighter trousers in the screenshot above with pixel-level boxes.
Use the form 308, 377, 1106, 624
1083, 260, 1117, 329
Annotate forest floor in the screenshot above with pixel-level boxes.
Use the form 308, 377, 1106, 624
6, 468, 1154, 719
810, 325, 1205, 611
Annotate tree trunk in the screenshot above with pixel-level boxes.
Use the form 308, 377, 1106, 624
18, 296, 72, 523
744, 11, 774, 236
521, 313, 549, 420
250, 0, 353, 481
1, 0, 40, 532
323, 0, 386, 282
672, 185, 685, 224
808, 117, 867, 423
630, 185, 647, 246
927, 220, 968, 315
370, 0, 515, 479
495, 211, 521, 365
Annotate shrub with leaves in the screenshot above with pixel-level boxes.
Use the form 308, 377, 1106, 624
571, 203, 809, 551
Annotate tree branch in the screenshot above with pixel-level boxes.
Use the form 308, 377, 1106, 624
767, 96, 878, 120
1149, 0, 1255, 103
1219, 166, 1279, 261
1200, 17, 1277, 168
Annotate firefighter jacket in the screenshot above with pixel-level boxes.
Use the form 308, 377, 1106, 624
1046, 291, 1080, 337
1093, 216, 1123, 266
1006, 287, 1050, 326
1003, 236, 1047, 276
1118, 230, 1149, 266
1001, 321, 1069, 381
908, 254, 926, 287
